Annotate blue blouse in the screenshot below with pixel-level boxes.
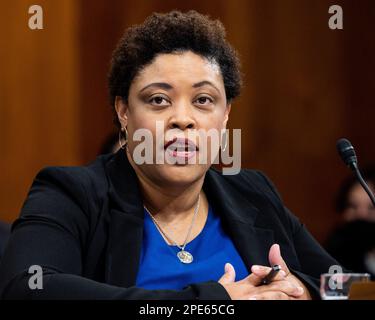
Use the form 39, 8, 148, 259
135, 205, 249, 290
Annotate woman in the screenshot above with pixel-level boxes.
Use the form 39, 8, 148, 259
0, 10, 338, 300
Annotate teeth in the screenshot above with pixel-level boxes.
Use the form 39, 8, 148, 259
169, 144, 195, 151
165, 139, 197, 152
172, 146, 192, 151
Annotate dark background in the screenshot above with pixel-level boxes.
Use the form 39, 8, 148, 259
1, 0, 374, 243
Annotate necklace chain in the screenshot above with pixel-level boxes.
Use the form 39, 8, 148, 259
144, 194, 200, 251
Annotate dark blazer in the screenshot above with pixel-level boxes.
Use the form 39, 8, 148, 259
0, 221, 10, 262
0, 150, 339, 299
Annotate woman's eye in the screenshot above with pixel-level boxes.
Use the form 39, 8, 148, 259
149, 96, 170, 106
195, 96, 213, 105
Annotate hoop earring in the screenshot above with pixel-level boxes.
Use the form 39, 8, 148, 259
119, 126, 128, 149
221, 130, 228, 152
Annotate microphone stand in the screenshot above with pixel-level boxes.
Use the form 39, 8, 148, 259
350, 162, 375, 207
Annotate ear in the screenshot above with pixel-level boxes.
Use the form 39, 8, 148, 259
114, 96, 129, 128
222, 103, 231, 129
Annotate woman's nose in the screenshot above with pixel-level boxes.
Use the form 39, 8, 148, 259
168, 103, 196, 130
170, 120, 194, 130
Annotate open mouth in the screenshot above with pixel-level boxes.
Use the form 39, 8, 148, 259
164, 137, 198, 160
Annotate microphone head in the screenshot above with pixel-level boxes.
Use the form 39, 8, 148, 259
336, 138, 357, 168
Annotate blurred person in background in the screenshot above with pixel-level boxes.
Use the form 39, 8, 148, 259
325, 166, 375, 278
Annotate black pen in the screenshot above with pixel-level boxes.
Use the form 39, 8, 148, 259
260, 264, 281, 285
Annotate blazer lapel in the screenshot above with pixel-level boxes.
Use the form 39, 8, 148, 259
204, 169, 275, 272
105, 151, 145, 287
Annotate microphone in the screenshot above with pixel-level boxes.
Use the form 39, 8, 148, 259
336, 138, 375, 207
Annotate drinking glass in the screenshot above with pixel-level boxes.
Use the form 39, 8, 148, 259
320, 273, 370, 300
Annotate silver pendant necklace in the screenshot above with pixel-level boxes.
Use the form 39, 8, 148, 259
144, 194, 200, 264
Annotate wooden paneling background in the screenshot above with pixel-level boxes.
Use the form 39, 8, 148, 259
1, 0, 374, 243
0, 1, 80, 220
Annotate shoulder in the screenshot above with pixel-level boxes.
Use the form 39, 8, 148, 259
208, 167, 283, 203
32, 154, 113, 203
35, 153, 112, 184
14, 154, 116, 246
0, 221, 10, 255
20, 154, 114, 231
206, 167, 294, 229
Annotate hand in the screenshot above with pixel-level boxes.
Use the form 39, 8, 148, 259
218, 262, 305, 300
218, 244, 311, 300
249, 244, 312, 300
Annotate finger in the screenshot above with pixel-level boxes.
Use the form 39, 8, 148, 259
250, 265, 287, 282
268, 244, 290, 275
248, 291, 290, 300
243, 270, 267, 287
244, 263, 287, 287
218, 262, 236, 285
243, 267, 284, 287
257, 280, 305, 298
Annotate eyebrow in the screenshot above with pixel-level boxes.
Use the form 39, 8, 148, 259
192, 81, 221, 94
139, 81, 221, 94
140, 82, 173, 93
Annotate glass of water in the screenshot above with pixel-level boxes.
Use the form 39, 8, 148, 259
320, 273, 370, 300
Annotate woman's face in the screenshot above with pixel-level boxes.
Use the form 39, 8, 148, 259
115, 51, 231, 187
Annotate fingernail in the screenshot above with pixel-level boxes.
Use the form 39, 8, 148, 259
252, 265, 265, 272
225, 263, 230, 272
280, 270, 287, 277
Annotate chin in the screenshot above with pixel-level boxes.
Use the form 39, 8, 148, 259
156, 163, 207, 185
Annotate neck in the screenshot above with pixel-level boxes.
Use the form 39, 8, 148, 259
126, 150, 206, 223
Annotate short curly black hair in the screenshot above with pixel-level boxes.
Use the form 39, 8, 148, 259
108, 10, 242, 128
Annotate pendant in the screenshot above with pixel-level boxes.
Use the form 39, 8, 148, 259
177, 250, 193, 264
